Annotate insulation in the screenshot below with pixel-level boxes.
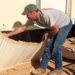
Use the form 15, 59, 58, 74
0, 32, 47, 70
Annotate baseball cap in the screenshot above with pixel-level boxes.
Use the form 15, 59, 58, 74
22, 4, 39, 15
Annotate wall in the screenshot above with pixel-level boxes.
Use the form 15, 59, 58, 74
0, 0, 75, 30
41, 0, 75, 24
41, 0, 66, 13
71, 0, 75, 23
0, 0, 36, 29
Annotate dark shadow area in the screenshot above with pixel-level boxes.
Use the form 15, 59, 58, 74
9, 29, 48, 42
68, 24, 75, 38
8, 24, 75, 42
31, 59, 40, 69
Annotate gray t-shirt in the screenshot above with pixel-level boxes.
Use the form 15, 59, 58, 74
25, 8, 70, 29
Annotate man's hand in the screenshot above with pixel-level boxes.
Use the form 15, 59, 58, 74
48, 23, 59, 38
51, 24, 59, 34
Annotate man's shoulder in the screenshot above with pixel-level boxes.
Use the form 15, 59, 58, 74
41, 8, 53, 11
41, 8, 61, 13
40, 8, 57, 14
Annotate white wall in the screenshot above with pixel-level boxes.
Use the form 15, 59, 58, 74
0, 0, 75, 29
71, 0, 75, 23
41, 0, 66, 13
0, 0, 36, 28
41, 0, 75, 24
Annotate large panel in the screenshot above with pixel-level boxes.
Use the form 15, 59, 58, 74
41, 0, 66, 13
71, 0, 75, 23
0, 0, 36, 29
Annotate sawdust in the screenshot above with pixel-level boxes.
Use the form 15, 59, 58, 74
0, 38, 75, 75
0, 59, 74, 75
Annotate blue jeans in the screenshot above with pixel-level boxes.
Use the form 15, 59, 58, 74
40, 20, 72, 69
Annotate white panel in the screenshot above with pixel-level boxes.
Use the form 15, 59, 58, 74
41, 0, 66, 13
0, 0, 36, 28
71, 0, 75, 21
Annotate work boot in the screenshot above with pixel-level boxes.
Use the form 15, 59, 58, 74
31, 68, 46, 75
49, 69, 63, 75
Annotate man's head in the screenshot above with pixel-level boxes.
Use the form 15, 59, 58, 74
22, 4, 40, 20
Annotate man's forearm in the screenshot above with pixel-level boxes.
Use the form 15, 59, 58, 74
4, 25, 28, 37
48, 24, 59, 38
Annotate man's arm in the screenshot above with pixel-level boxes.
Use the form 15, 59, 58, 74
4, 25, 28, 37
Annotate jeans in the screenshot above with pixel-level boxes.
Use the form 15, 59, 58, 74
40, 20, 72, 69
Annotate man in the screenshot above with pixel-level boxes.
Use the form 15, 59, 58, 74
5, 4, 72, 75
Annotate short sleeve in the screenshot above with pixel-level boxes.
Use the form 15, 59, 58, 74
49, 15, 56, 27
